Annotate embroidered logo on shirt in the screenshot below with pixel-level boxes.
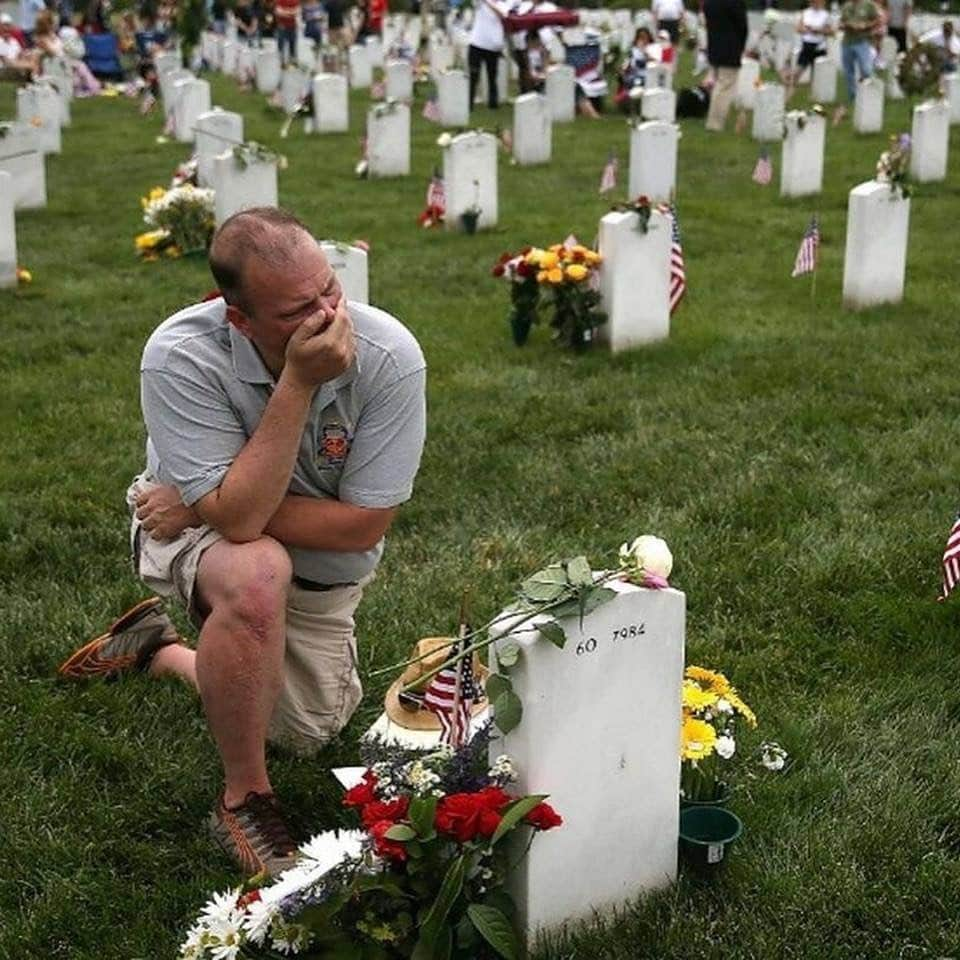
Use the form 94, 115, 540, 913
318, 422, 351, 467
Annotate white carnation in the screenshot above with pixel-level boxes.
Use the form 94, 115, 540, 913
715, 735, 736, 759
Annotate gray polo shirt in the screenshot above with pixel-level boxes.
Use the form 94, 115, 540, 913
140, 297, 427, 584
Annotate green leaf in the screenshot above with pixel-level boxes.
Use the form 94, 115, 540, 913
565, 555, 594, 586
456, 913, 481, 949
409, 795, 438, 838
496, 640, 521, 668
493, 690, 523, 734
385, 823, 417, 842
548, 598, 581, 621
467, 904, 520, 960
490, 794, 547, 845
484, 671, 512, 705
415, 854, 467, 957
520, 563, 570, 602
537, 619, 567, 648
578, 585, 617, 619
484, 890, 517, 919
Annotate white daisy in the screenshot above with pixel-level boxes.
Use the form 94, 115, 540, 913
242, 898, 280, 946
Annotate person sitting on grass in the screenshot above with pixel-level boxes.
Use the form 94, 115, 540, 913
59, 208, 427, 880
0, 12, 37, 80
920, 20, 960, 73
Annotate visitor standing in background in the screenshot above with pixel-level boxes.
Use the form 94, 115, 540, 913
653, 0, 685, 45
886, 0, 910, 53
275, 0, 299, 64
468, 0, 510, 110
790, 0, 832, 87
838, 0, 879, 103
703, 0, 747, 132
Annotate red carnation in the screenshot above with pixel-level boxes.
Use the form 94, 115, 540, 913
361, 796, 409, 828
516, 260, 533, 278
236, 889, 262, 909
524, 801, 563, 831
492, 263, 505, 277
343, 770, 378, 808
370, 819, 408, 861
475, 786, 511, 811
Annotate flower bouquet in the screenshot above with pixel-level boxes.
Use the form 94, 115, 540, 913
680, 665, 757, 804
876, 132, 912, 198
181, 730, 562, 960
519, 243, 605, 349
137, 183, 215, 260
491, 248, 539, 345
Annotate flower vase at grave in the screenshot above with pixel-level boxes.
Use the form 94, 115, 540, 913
680, 783, 732, 809
678, 806, 744, 872
459, 209, 480, 235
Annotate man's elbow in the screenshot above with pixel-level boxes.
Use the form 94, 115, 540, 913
195, 493, 267, 544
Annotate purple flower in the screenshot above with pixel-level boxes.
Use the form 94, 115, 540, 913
898, 133, 912, 150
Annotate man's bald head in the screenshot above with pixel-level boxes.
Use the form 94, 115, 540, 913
209, 207, 315, 315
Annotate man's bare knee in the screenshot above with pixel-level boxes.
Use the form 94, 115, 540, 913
199, 537, 292, 635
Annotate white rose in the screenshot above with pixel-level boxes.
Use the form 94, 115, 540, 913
618, 535, 673, 578
436, 132, 453, 148
715, 735, 736, 759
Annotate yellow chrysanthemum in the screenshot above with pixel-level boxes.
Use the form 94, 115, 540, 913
536, 269, 549, 283
135, 229, 167, 251
546, 266, 564, 284
681, 716, 717, 761
165, 245, 182, 259
584, 250, 602, 265
540, 250, 559, 270
725, 690, 757, 728
16, 267, 32, 284
548, 243, 564, 253
682, 679, 718, 712
525, 247, 545, 266
685, 666, 731, 696
565, 263, 588, 282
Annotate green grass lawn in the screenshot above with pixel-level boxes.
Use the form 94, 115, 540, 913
3, 55, 960, 959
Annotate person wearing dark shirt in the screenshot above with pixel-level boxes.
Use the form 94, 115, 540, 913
703, 0, 747, 131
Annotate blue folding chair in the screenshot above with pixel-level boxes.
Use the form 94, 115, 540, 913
83, 33, 124, 80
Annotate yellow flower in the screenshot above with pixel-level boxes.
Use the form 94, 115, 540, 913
540, 250, 559, 270
525, 247, 545, 266
16, 266, 32, 284
681, 716, 717, 761
134, 229, 166, 251
584, 250, 602, 265
536, 269, 549, 283
565, 263, 588, 282
685, 666, 731, 696
682, 679, 718, 712
165, 245, 182, 259
548, 243, 564, 253
725, 690, 757, 727
546, 266, 564, 284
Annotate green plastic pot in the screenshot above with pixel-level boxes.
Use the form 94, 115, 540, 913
678, 806, 743, 870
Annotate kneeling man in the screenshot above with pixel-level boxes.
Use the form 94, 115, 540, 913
60, 208, 426, 877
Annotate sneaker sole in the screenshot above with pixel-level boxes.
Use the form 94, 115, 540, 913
58, 597, 165, 679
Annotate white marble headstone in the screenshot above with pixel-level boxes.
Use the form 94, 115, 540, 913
512, 93, 551, 166
16, 84, 61, 155
438, 69, 469, 126
598, 208, 672, 350
236, 44, 255, 81
40, 59, 72, 126
853, 77, 884, 133
780, 110, 825, 197
545, 64, 576, 123
173, 78, 211, 143
312, 73, 349, 132
430, 39, 454, 78
195, 109, 244, 187
366, 102, 411, 177
319, 240, 369, 304
628, 121, 678, 204
490, 580, 684, 941
442, 131, 498, 231
385, 59, 413, 101
255, 46, 282, 93
365, 34, 384, 68
0, 170, 16, 289
154, 50, 180, 78
0, 124, 47, 210
735, 58, 760, 109
641, 87, 677, 123
645, 62, 672, 90
811, 56, 836, 103
910, 99, 949, 182
752, 83, 785, 141
945, 73, 960, 125
842, 180, 910, 310
280, 66, 309, 114
349, 43, 372, 88
211, 150, 279, 227
221, 39, 239, 75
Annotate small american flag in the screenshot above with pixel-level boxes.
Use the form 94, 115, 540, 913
656, 203, 687, 314
752, 148, 772, 186
791, 215, 820, 278
163, 110, 175, 135
371, 80, 386, 99
423, 639, 478, 748
422, 96, 441, 123
940, 515, 960, 601
599, 151, 618, 194
426, 168, 445, 212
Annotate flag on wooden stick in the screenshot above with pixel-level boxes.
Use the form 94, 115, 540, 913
599, 151, 618, 194
422, 96, 441, 122
423, 637, 478, 748
791, 215, 820, 278
656, 203, 687, 314
940, 515, 960, 601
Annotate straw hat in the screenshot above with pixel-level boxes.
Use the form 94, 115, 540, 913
384, 637, 489, 731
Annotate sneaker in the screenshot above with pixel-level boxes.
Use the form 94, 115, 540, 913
209, 792, 300, 878
58, 597, 179, 679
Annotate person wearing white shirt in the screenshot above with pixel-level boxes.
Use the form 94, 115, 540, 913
920, 21, 960, 72
653, 0, 685, 44
791, 0, 833, 84
468, 0, 512, 109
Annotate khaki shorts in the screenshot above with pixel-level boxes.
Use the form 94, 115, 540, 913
127, 475, 365, 756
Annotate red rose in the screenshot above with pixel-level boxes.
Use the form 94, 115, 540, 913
361, 796, 409, 828
370, 819, 408, 861
492, 263, 505, 277
343, 770, 378, 808
516, 260, 533, 278
636, 195, 651, 206
524, 802, 563, 831
435, 791, 505, 843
